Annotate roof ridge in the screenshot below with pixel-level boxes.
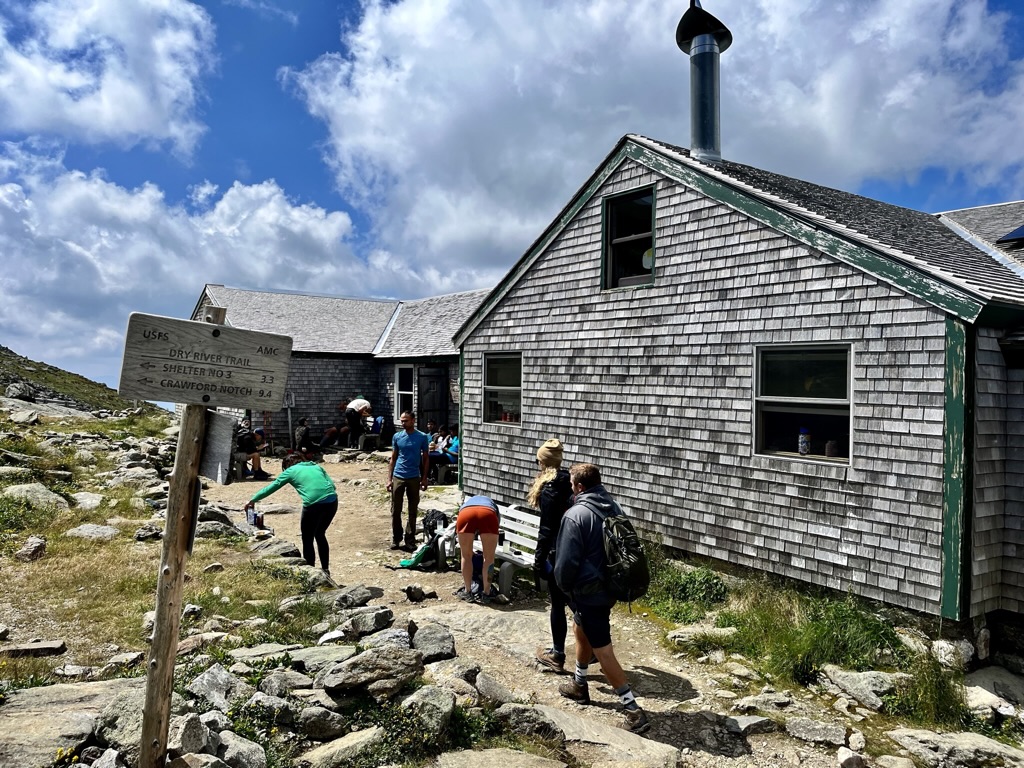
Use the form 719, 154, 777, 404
936, 199, 1024, 215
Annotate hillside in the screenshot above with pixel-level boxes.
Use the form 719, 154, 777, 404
0, 344, 163, 414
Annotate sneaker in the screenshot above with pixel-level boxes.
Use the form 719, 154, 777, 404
455, 587, 477, 603
253, 470, 271, 481
535, 647, 566, 673
390, 541, 403, 550
558, 678, 590, 704
623, 707, 650, 735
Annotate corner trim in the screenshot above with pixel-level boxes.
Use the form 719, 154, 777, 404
941, 316, 967, 620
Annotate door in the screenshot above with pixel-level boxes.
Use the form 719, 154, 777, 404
417, 367, 449, 429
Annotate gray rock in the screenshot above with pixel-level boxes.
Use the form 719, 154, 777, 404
475, 671, 517, 706
723, 661, 757, 679
848, 729, 866, 751
411, 622, 457, 663
2, 483, 69, 509
403, 584, 428, 602
186, 664, 255, 712
0, 465, 34, 481
295, 726, 385, 768
74, 449, 97, 465
334, 584, 374, 608
667, 625, 738, 646
723, 715, 776, 735
74, 491, 106, 513
361, 627, 411, 650
92, 748, 126, 768
195, 521, 240, 538
874, 758, 916, 768
436, 749, 566, 768
9, 409, 39, 424
535, 705, 678, 767
6, 382, 35, 400
243, 692, 296, 724
95, 682, 185, 767
134, 523, 163, 541
168, 755, 231, 768
169, 713, 212, 758
200, 710, 233, 732
428, 657, 481, 685
227, 642, 302, 663
401, 684, 456, 732
933, 639, 974, 669
198, 506, 235, 526
343, 606, 394, 638
204, 562, 225, 573
321, 647, 424, 702
492, 703, 566, 741
251, 539, 302, 559
887, 727, 1024, 767
288, 645, 358, 673
837, 747, 866, 768
259, 668, 313, 697
822, 665, 909, 712
217, 731, 267, 768
65, 523, 119, 541
298, 706, 348, 741
784, 716, 846, 746
0, 679, 146, 768
14, 535, 46, 562
732, 689, 794, 713
0, 624, 8, 640
182, 604, 203, 620
966, 665, 1024, 707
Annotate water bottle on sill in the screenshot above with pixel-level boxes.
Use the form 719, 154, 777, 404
798, 428, 810, 456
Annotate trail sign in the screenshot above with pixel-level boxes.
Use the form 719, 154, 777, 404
118, 312, 292, 409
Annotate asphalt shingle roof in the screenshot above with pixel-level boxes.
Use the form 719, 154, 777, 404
940, 201, 1024, 273
638, 136, 1024, 307
203, 286, 399, 354
375, 289, 490, 358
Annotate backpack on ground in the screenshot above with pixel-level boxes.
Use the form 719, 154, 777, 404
580, 501, 650, 603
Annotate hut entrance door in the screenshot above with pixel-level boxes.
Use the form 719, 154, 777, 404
417, 367, 448, 429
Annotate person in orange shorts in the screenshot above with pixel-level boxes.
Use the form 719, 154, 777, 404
455, 495, 500, 603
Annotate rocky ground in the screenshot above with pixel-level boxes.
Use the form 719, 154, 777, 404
3, 418, 1024, 767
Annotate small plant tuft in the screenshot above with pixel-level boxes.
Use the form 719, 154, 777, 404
640, 541, 728, 623
884, 653, 970, 728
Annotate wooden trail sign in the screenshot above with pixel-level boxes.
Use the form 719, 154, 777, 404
118, 312, 292, 409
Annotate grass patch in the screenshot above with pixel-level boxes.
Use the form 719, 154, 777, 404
884, 654, 969, 728
43, 413, 172, 440
638, 542, 728, 623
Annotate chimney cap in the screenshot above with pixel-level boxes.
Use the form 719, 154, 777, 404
676, 0, 732, 54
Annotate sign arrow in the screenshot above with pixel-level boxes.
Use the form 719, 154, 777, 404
140, 361, 157, 370
137, 377, 154, 385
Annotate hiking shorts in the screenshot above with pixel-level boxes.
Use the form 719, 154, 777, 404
571, 602, 612, 649
456, 503, 499, 535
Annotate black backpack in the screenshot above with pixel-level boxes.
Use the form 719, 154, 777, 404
580, 500, 650, 603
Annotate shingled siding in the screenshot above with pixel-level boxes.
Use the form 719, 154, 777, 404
378, 360, 460, 427
1005, 370, 1024, 613
460, 159, 952, 615
253, 355, 382, 445
972, 329, 1007, 615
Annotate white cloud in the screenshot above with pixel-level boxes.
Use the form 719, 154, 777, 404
285, 0, 1024, 281
0, 0, 215, 155
222, 0, 298, 27
0, 145, 364, 383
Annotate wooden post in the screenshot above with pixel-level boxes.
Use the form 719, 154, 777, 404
139, 306, 224, 768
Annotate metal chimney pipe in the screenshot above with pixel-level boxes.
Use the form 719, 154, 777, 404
677, 1, 732, 163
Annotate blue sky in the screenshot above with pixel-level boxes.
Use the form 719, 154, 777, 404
2, 0, 1023, 390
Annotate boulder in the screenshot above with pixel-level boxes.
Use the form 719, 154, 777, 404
14, 535, 46, 562
784, 716, 846, 746
71, 491, 105, 510
168, 713, 212, 758
334, 584, 374, 608
821, 665, 909, 712
535, 705, 678, 767
9, 409, 40, 424
492, 703, 566, 741
195, 521, 240, 538
837, 747, 866, 768
400, 684, 456, 732
168, 755, 231, 768
199, 711, 233, 733
361, 628, 411, 650
251, 539, 302, 559
243, 692, 296, 724
259, 668, 314, 697
92, 748, 126, 768
435, 748, 566, 768
475, 671, 517, 706
932, 639, 974, 669
411, 622, 457, 663
298, 706, 348, 741
887, 727, 1024, 768
288, 645, 358, 674
321, 647, 424, 702
6, 381, 36, 400
295, 726, 385, 768
95, 682, 185, 767
667, 625, 738, 646
227, 642, 302, 663
1, 483, 69, 509
217, 731, 267, 768
186, 664, 255, 712
65, 523, 120, 541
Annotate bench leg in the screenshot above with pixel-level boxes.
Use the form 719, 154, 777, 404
498, 562, 517, 596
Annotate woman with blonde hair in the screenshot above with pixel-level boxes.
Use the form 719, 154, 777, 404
530, 439, 574, 672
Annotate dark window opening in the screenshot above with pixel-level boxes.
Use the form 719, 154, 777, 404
604, 187, 654, 289
484, 354, 521, 424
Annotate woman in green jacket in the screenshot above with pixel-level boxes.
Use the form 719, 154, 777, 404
245, 454, 338, 574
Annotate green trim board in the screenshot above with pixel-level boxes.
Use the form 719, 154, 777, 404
624, 143, 984, 322
457, 351, 464, 491
941, 316, 968, 620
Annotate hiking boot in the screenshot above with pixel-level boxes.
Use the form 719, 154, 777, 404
623, 707, 650, 735
535, 647, 566, 673
558, 679, 590, 704
390, 541, 403, 550
253, 470, 271, 481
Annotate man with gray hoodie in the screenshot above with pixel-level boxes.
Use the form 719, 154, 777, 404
553, 463, 650, 735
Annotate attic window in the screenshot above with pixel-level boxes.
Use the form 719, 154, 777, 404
996, 223, 1024, 247
604, 187, 655, 289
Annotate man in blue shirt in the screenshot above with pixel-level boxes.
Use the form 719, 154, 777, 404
386, 410, 431, 550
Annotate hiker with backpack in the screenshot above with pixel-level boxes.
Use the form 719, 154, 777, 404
529, 439, 575, 673
553, 462, 651, 735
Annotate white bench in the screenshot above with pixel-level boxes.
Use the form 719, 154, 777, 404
436, 503, 541, 595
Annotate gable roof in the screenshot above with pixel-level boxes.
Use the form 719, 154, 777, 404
938, 201, 1024, 280
375, 289, 491, 358
454, 135, 1024, 346
197, 284, 486, 357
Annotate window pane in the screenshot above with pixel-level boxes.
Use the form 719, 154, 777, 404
398, 366, 413, 391
486, 356, 521, 387
484, 390, 521, 423
610, 190, 653, 239
398, 393, 413, 414
611, 237, 653, 284
758, 405, 849, 459
760, 350, 847, 399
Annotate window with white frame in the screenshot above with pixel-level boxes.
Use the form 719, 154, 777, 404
604, 186, 655, 289
483, 354, 521, 423
395, 365, 414, 419
755, 346, 851, 461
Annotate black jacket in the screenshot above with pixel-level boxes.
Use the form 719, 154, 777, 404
554, 484, 620, 607
532, 469, 573, 571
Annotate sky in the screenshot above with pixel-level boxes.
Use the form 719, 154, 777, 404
1, 0, 1023, 390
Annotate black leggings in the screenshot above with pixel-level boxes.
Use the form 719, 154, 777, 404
300, 498, 338, 570
549, 576, 569, 652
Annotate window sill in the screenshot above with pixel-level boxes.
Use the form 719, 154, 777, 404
483, 421, 522, 429
751, 451, 853, 481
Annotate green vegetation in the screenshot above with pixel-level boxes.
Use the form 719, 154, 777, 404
884, 653, 969, 728
639, 541, 728, 623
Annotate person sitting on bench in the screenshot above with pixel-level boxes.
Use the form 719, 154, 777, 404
237, 426, 270, 480
428, 424, 459, 481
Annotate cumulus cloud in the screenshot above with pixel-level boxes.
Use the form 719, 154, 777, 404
0, 0, 216, 154
285, 0, 1024, 282
0, 144, 363, 383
